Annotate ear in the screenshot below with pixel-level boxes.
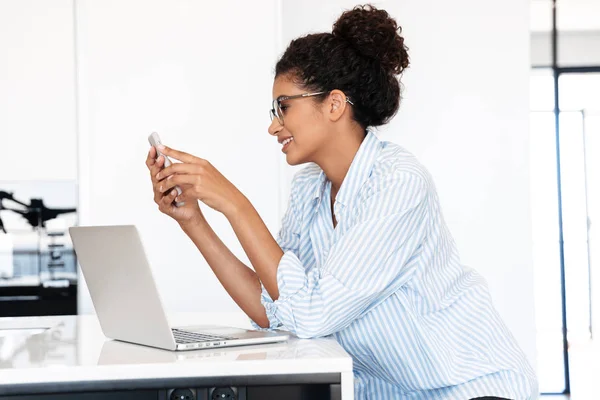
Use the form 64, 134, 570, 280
326, 90, 350, 122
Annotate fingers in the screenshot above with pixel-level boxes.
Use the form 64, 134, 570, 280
149, 156, 166, 188
156, 161, 205, 181
159, 145, 198, 164
151, 155, 165, 176
158, 188, 178, 212
145, 147, 157, 169
150, 155, 166, 205
157, 175, 198, 194
146, 148, 167, 173
148, 146, 205, 212
173, 191, 186, 204
149, 147, 184, 214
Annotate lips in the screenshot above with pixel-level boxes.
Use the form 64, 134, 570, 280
281, 136, 294, 152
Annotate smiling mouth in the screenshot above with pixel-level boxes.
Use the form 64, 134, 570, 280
281, 137, 294, 153
281, 137, 294, 147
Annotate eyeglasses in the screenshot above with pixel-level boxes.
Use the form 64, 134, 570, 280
269, 91, 354, 127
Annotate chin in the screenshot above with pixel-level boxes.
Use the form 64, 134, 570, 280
285, 155, 302, 166
285, 152, 306, 166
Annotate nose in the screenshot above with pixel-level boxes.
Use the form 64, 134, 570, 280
268, 118, 283, 136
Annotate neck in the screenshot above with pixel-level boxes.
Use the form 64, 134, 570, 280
314, 126, 366, 195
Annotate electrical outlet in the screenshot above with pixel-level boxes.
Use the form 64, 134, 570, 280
168, 388, 196, 400
209, 387, 237, 400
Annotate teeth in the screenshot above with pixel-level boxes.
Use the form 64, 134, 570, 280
282, 137, 293, 146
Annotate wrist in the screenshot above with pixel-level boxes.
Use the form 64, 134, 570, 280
225, 193, 252, 223
179, 213, 207, 233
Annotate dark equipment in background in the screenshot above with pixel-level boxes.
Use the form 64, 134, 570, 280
0, 190, 78, 317
0, 190, 76, 230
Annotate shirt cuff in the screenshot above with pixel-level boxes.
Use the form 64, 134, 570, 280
265, 250, 320, 333
276, 250, 309, 300
252, 251, 311, 332
251, 272, 288, 330
260, 281, 283, 330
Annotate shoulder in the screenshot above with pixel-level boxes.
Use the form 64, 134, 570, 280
366, 140, 435, 196
291, 163, 322, 186
287, 163, 323, 203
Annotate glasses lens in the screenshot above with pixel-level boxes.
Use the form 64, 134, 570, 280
270, 99, 283, 125
276, 102, 284, 125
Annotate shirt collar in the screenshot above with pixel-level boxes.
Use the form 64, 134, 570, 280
311, 129, 381, 208
312, 170, 328, 202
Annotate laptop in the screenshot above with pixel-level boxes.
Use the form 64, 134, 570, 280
69, 225, 289, 351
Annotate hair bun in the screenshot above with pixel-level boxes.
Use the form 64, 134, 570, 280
332, 4, 409, 75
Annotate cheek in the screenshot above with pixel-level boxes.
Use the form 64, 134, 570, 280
291, 108, 323, 136
285, 106, 327, 153
291, 129, 326, 162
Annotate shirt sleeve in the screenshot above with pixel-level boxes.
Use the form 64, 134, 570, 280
260, 172, 430, 338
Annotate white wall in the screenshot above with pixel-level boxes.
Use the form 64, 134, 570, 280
0, 0, 77, 181
75, 0, 280, 314
279, 0, 537, 368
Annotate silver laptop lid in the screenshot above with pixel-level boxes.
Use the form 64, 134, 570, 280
69, 225, 176, 350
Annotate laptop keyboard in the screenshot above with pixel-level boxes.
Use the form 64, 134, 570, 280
172, 328, 235, 344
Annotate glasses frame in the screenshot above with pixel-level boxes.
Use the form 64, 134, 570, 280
269, 90, 354, 127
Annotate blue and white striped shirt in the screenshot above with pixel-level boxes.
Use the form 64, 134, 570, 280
254, 131, 538, 399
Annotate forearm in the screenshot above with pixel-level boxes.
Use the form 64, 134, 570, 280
179, 215, 269, 328
226, 196, 283, 301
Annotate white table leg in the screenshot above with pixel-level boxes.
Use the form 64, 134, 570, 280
340, 371, 354, 400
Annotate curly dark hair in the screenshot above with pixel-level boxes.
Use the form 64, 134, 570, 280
275, 4, 409, 129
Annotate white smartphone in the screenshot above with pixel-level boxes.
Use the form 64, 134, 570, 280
148, 132, 185, 207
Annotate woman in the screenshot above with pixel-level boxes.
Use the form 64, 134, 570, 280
146, 5, 537, 399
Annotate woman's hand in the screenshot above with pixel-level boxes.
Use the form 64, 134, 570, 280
153, 145, 247, 219
146, 146, 203, 225
152, 145, 282, 302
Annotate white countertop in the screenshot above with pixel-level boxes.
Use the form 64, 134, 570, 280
0, 314, 353, 388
